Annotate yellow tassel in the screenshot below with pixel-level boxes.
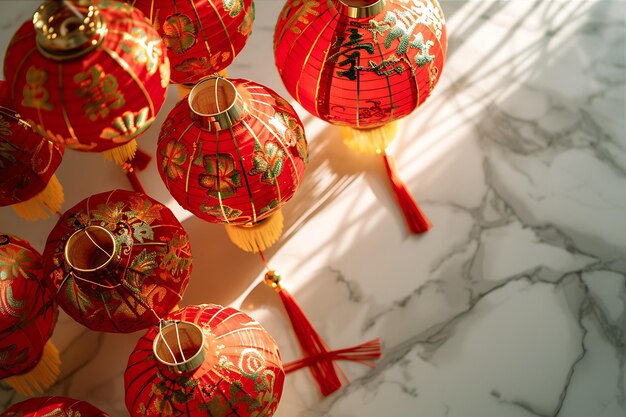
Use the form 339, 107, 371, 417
103, 140, 137, 165
4, 341, 61, 397
11, 175, 64, 221
341, 122, 399, 155
225, 210, 284, 253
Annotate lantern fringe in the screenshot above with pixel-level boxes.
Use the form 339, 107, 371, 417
383, 153, 432, 234
225, 210, 284, 253
11, 175, 64, 221
103, 139, 138, 165
283, 338, 382, 373
4, 340, 61, 396
340, 123, 398, 155
267, 280, 382, 396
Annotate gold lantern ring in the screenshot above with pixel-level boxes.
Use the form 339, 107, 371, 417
154, 320, 207, 374
34, 0, 108, 61
336, 0, 386, 18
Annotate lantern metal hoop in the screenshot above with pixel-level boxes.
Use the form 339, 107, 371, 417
336, 0, 386, 18
154, 320, 207, 374
34, 0, 108, 61
188, 76, 245, 131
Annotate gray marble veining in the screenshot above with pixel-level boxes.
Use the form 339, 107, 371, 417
0, 1, 624, 416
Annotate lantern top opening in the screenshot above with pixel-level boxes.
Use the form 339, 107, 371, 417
64, 225, 117, 273
34, 0, 107, 61
336, 0, 385, 18
188, 77, 245, 130
153, 320, 206, 374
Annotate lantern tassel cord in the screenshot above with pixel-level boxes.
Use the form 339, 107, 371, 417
382, 152, 432, 234
4, 340, 61, 396
260, 251, 382, 397
283, 338, 382, 373
122, 147, 152, 194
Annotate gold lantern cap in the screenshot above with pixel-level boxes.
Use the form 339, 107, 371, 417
188, 76, 245, 131
154, 320, 207, 374
34, 0, 107, 61
336, 0, 386, 18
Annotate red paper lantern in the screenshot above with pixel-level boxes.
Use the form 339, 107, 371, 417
124, 304, 284, 417
127, 0, 255, 84
3, 0, 170, 164
0, 80, 64, 220
275, 0, 446, 128
1, 396, 109, 416
274, 0, 447, 233
157, 75, 308, 252
0, 233, 60, 396
42, 189, 192, 333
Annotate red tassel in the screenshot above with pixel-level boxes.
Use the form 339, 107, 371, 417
123, 165, 145, 194
284, 338, 382, 373
132, 147, 152, 171
383, 153, 432, 234
122, 147, 151, 194
264, 271, 382, 396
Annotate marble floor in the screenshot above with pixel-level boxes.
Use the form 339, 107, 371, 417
1, 1, 625, 416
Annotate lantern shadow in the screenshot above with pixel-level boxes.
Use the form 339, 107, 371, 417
175, 215, 268, 307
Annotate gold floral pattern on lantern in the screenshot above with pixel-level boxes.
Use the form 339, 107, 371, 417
199, 204, 243, 221
159, 139, 188, 181
199, 154, 242, 198
21, 66, 54, 111
121, 27, 165, 75
248, 142, 284, 185
162, 13, 197, 54
99, 108, 155, 143
239, 3, 255, 36
74, 65, 125, 122
223, 0, 245, 17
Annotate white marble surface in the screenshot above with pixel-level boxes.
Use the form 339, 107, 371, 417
1, 1, 625, 416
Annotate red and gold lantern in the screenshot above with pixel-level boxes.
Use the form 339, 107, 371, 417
124, 304, 284, 417
4, 0, 170, 164
1, 396, 109, 416
0, 233, 60, 396
157, 75, 308, 252
127, 0, 255, 85
0, 80, 64, 220
275, 0, 448, 233
42, 189, 192, 333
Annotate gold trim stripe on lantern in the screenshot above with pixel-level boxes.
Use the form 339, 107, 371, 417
0, 233, 61, 396
157, 75, 308, 252
42, 189, 192, 333
274, 0, 448, 233
3, 0, 170, 164
0, 80, 64, 221
127, 0, 255, 84
124, 304, 285, 417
